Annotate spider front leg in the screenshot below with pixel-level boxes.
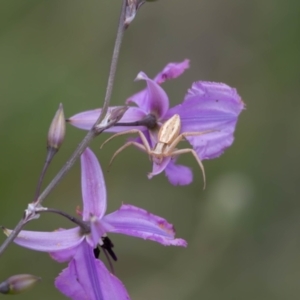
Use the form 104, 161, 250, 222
108, 141, 148, 168
166, 130, 216, 187
170, 148, 207, 190
100, 129, 153, 167
167, 130, 217, 153
100, 129, 149, 149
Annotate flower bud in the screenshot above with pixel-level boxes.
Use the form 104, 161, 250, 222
95, 106, 128, 132
125, 0, 151, 27
47, 103, 66, 150
0, 274, 41, 294
125, 0, 158, 27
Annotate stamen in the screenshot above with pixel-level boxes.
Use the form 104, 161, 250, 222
94, 237, 118, 274
101, 237, 118, 261
93, 246, 100, 259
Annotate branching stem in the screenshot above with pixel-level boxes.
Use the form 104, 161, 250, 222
0, 0, 127, 257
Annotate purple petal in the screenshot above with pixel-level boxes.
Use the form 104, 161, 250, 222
185, 81, 244, 114
55, 260, 89, 300
154, 59, 190, 84
165, 81, 245, 159
55, 242, 129, 300
164, 160, 193, 186
50, 244, 80, 263
95, 258, 130, 300
67, 108, 101, 131
147, 157, 171, 179
87, 216, 107, 248
127, 72, 169, 117
4, 227, 84, 252
81, 148, 107, 220
68, 107, 146, 132
102, 204, 187, 247
54, 260, 89, 300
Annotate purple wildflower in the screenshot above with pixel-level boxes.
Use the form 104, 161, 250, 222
68, 60, 245, 185
4, 148, 186, 299
55, 242, 129, 300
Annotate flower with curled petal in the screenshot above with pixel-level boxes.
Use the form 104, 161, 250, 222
3, 148, 185, 299
68, 60, 245, 186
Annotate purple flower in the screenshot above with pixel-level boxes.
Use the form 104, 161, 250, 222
55, 242, 129, 300
68, 60, 245, 185
4, 148, 186, 299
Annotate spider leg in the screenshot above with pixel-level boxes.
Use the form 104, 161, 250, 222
108, 141, 147, 168
181, 130, 217, 139
100, 129, 148, 149
101, 129, 154, 169
170, 148, 207, 190
167, 130, 217, 153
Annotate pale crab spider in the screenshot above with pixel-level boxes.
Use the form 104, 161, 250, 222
101, 114, 215, 188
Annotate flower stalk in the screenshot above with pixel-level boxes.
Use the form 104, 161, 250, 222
34, 104, 66, 201
0, 0, 128, 258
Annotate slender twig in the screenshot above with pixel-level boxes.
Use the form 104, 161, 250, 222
38, 208, 90, 233
0, 219, 26, 256
95, 0, 127, 124
36, 130, 95, 206
34, 148, 57, 201
37, 0, 127, 206
0, 0, 127, 257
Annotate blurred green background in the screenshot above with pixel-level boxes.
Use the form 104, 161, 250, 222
0, 0, 300, 299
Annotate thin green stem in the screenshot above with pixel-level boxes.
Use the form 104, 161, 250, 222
96, 0, 127, 124
37, 0, 127, 206
0, 0, 127, 257
34, 147, 57, 201
0, 219, 26, 256
38, 208, 90, 233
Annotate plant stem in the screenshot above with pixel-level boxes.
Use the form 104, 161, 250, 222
0, 218, 26, 256
39, 208, 90, 233
36, 130, 95, 205
95, 0, 127, 124
0, 0, 127, 257
37, 0, 127, 206
34, 148, 57, 201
